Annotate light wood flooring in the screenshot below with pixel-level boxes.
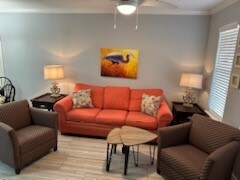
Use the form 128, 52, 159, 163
0, 134, 164, 180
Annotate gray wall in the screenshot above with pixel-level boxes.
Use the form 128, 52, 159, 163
199, 1, 240, 128
0, 13, 210, 105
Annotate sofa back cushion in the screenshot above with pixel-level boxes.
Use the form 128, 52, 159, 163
189, 114, 240, 154
74, 83, 104, 108
104, 86, 130, 110
129, 89, 163, 111
0, 100, 31, 130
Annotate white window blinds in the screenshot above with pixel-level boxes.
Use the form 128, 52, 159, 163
209, 24, 239, 118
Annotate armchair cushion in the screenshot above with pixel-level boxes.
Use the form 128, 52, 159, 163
158, 122, 192, 149
0, 100, 31, 130
30, 107, 58, 130
126, 111, 157, 130
16, 125, 55, 155
161, 144, 208, 179
189, 114, 240, 154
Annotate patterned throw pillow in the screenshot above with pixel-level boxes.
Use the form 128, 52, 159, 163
141, 94, 161, 118
72, 89, 94, 108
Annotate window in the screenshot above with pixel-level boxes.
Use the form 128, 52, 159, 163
209, 23, 240, 119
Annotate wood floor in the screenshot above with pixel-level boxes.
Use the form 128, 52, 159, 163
0, 134, 164, 180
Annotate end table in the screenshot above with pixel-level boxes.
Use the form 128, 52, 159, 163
31, 93, 67, 111
171, 101, 208, 125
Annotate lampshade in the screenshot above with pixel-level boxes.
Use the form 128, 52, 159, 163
44, 65, 65, 80
117, 0, 137, 15
179, 73, 203, 89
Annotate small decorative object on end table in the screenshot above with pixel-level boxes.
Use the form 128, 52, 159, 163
31, 93, 67, 111
171, 101, 208, 125
179, 73, 203, 108
44, 65, 65, 97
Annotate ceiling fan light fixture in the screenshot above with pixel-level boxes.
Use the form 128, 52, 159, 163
117, 0, 137, 15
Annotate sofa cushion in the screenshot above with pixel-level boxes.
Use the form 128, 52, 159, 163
67, 108, 101, 123
189, 114, 240, 154
16, 125, 55, 155
104, 86, 130, 110
96, 109, 128, 126
74, 83, 104, 108
126, 112, 158, 130
161, 144, 208, 179
0, 100, 32, 130
129, 89, 163, 111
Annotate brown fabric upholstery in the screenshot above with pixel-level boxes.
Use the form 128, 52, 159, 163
0, 100, 31, 130
161, 145, 208, 179
201, 141, 240, 180
16, 125, 55, 155
0, 100, 58, 174
157, 114, 240, 180
232, 150, 240, 180
189, 115, 240, 154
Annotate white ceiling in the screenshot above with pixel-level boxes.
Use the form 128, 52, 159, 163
0, 0, 238, 15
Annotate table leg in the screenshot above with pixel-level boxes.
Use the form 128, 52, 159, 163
149, 144, 156, 164
114, 144, 117, 154
124, 146, 130, 175
132, 145, 139, 166
106, 143, 114, 171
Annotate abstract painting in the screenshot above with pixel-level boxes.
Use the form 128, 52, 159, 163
100, 48, 139, 79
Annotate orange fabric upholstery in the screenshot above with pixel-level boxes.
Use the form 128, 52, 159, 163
157, 101, 173, 128
126, 111, 158, 130
54, 82, 173, 138
74, 83, 104, 108
104, 86, 130, 110
67, 108, 101, 123
129, 89, 163, 111
96, 109, 128, 126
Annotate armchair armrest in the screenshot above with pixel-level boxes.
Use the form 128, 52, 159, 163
0, 122, 20, 169
157, 101, 173, 128
158, 122, 192, 149
30, 107, 58, 130
201, 141, 240, 180
53, 95, 73, 114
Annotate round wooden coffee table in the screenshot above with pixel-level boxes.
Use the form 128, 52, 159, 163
106, 126, 157, 175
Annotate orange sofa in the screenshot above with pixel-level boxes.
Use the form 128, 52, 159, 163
54, 83, 173, 137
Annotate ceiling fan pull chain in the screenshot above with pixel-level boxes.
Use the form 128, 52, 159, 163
114, 6, 117, 29
135, 7, 138, 30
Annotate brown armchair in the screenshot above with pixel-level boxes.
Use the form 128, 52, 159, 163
157, 114, 240, 180
0, 100, 58, 174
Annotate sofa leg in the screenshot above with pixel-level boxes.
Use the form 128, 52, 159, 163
54, 145, 58, 151
15, 168, 20, 174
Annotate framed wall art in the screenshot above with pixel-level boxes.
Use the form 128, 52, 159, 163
231, 73, 240, 89
100, 48, 139, 79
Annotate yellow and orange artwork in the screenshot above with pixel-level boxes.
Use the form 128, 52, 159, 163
100, 48, 139, 79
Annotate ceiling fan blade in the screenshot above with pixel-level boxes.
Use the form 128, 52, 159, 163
140, 0, 177, 9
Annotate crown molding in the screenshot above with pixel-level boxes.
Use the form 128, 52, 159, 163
0, 8, 210, 15
211, 0, 239, 14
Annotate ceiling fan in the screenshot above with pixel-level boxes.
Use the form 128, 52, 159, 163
112, 0, 178, 15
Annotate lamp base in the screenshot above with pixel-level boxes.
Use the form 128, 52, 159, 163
50, 93, 61, 98
183, 103, 194, 108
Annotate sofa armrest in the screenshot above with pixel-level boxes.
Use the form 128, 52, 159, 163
0, 122, 20, 169
201, 141, 240, 180
157, 122, 192, 149
157, 101, 173, 128
30, 107, 58, 130
53, 95, 73, 114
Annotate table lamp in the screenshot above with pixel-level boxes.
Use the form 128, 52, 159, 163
179, 73, 203, 108
44, 65, 65, 97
